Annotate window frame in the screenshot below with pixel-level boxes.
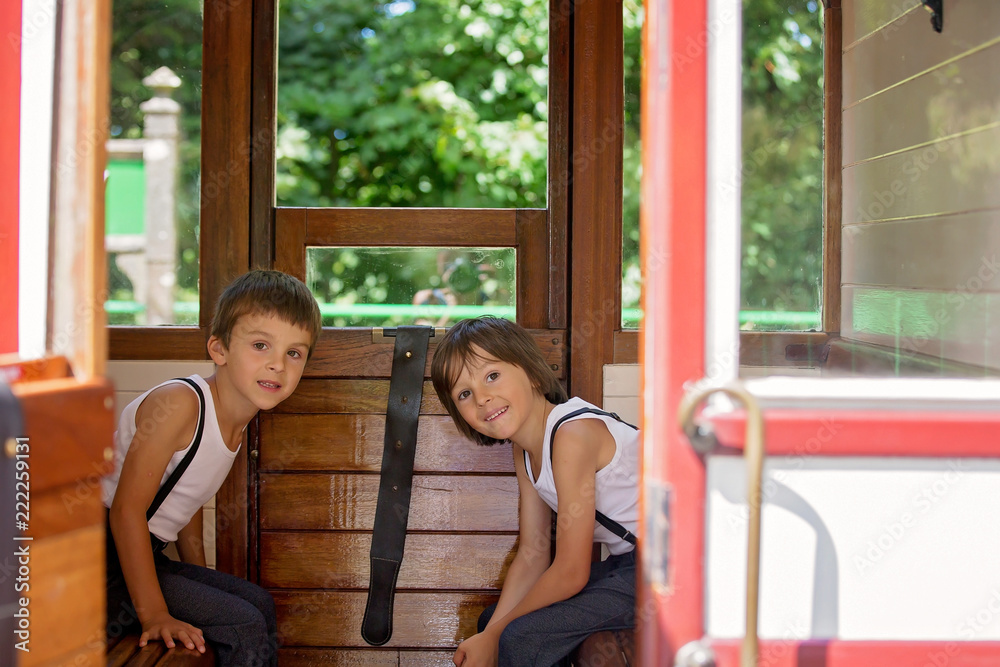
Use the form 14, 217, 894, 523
613, 1, 844, 369
109, 0, 253, 360
108, 0, 573, 359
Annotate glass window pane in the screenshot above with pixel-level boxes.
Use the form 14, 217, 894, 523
105, 0, 202, 326
622, 0, 643, 329
741, 1, 823, 332
276, 0, 548, 208
306, 247, 516, 327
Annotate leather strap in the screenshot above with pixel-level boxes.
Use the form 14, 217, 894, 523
546, 407, 638, 546
146, 377, 206, 521
362, 326, 432, 646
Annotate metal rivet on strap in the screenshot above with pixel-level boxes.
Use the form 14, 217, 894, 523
392, 485, 398, 491
401, 396, 408, 403
405, 350, 412, 358
395, 440, 402, 449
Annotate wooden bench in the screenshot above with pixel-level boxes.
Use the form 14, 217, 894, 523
571, 629, 635, 666
107, 635, 216, 667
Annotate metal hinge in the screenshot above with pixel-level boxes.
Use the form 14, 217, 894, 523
372, 327, 447, 343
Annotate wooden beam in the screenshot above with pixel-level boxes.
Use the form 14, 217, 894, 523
298, 207, 522, 247
570, 0, 624, 404
48, 0, 111, 378
199, 0, 253, 326
516, 209, 549, 328
250, 0, 279, 270
823, 0, 843, 333
205, 0, 254, 581
547, 0, 572, 328
108, 327, 207, 360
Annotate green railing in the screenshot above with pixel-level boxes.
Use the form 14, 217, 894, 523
105, 300, 821, 330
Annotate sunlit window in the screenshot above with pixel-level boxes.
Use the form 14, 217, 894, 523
622, 0, 643, 329
276, 0, 548, 208
741, 1, 824, 331
306, 247, 515, 327
105, 0, 202, 325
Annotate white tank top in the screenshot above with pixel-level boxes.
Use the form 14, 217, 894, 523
101, 375, 239, 543
524, 397, 639, 555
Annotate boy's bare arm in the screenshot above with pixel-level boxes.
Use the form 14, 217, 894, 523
482, 447, 552, 630
109, 384, 206, 652
176, 509, 206, 567
498, 421, 603, 617
456, 423, 608, 666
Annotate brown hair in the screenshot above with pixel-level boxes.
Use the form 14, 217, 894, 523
210, 270, 322, 358
431, 317, 567, 446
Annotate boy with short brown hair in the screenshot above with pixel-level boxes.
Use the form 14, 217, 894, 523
103, 270, 321, 666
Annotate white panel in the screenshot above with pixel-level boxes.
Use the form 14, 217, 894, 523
603, 363, 640, 397
704, 0, 742, 385
203, 507, 216, 570
743, 376, 1000, 411
107, 360, 215, 392
18, 0, 57, 359
707, 456, 1000, 640
602, 397, 639, 429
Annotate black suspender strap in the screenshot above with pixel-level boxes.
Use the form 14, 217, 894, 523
146, 377, 207, 522
545, 407, 639, 546
362, 326, 432, 646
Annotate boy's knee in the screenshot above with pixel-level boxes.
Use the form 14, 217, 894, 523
249, 584, 277, 627
498, 617, 536, 659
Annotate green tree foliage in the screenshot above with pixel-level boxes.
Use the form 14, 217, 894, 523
741, 0, 824, 325
622, 0, 643, 324
276, 0, 548, 208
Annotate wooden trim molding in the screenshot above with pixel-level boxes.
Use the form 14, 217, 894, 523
48, 0, 111, 378
516, 209, 550, 329
198, 0, 253, 328
249, 0, 278, 270
294, 207, 523, 247
822, 0, 843, 333
548, 0, 572, 329
108, 328, 208, 360
570, 0, 624, 404
614, 330, 639, 364
202, 0, 254, 579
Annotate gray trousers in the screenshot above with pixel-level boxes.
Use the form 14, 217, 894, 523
478, 549, 636, 667
106, 532, 278, 667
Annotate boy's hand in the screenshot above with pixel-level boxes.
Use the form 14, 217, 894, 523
140, 611, 207, 653
453, 629, 499, 667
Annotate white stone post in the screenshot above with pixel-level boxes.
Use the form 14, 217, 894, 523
139, 66, 181, 325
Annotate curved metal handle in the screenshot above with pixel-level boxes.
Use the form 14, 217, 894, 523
678, 381, 765, 667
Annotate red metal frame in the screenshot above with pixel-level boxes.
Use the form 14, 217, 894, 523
0, 0, 20, 353
638, 0, 708, 661
713, 639, 1000, 667
712, 410, 1000, 458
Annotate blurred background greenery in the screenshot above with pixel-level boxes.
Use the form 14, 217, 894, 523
106, 0, 823, 330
